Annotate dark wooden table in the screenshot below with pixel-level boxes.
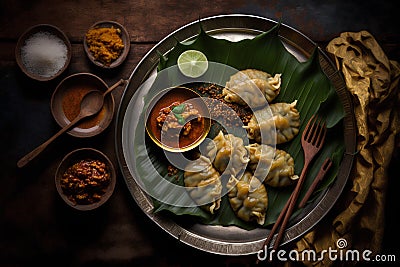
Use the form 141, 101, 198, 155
1, 1, 399, 266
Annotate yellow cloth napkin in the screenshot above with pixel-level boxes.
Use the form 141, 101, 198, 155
290, 31, 400, 266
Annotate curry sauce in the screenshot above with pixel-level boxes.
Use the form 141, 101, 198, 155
147, 88, 208, 150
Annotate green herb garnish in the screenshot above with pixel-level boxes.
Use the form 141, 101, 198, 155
172, 104, 186, 125
172, 104, 185, 114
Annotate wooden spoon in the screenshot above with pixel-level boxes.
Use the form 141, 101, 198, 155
17, 79, 125, 168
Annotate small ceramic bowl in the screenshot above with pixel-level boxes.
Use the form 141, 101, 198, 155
145, 86, 211, 152
83, 21, 130, 68
51, 73, 115, 138
15, 24, 72, 81
55, 148, 116, 211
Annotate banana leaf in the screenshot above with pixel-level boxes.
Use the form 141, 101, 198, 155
134, 22, 345, 229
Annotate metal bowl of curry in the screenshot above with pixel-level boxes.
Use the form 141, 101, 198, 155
83, 20, 130, 68
145, 86, 211, 152
50, 72, 115, 138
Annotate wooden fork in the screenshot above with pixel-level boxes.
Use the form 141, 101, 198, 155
258, 115, 327, 256
272, 115, 327, 250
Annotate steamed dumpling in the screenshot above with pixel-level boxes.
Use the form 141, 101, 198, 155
204, 131, 249, 177
227, 172, 268, 225
222, 69, 281, 108
246, 143, 299, 187
244, 100, 300, 144
183, 155, 222, 214
246, 143, 274, 179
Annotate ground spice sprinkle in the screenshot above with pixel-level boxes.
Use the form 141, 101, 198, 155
86, 26, 124, 65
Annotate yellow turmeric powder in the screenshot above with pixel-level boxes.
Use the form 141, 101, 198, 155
86, 27, 124, 66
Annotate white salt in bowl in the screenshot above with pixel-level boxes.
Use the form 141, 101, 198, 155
15, 24, 72, 82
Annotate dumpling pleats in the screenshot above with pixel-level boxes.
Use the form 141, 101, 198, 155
246, 143, 299, 187
183, 156, 222, 214
223, 69, 282, 108
204, 131, 249, 177
227, 172, 268, 225
244, 100, 300, 144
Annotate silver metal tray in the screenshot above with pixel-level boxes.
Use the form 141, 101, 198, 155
115, 14, 356, 255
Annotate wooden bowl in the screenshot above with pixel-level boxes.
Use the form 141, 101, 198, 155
50, 73, 115, 138
145, 86, 211, 152
15, 24, 71, 81
55, 148, 116, 211
83, 21, 130, 68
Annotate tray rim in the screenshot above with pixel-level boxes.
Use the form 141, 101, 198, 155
115, 14, 356, 256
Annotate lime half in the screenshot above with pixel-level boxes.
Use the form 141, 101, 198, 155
177, 50, 208, 78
